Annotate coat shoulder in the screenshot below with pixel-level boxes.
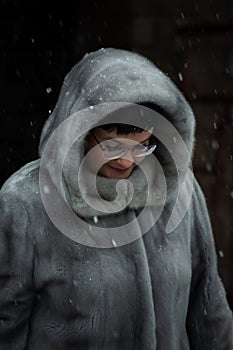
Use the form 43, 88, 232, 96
1, 159, 40, 204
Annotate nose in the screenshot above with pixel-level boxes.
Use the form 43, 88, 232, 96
115, 150, 135, 167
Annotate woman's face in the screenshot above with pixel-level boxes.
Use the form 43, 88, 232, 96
85, 127, 154, 179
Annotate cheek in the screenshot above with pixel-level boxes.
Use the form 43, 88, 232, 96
133, 157, 145, 165
86, 148, 108, 172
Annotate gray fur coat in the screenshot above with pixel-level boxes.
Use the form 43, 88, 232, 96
0, 48, 232, 349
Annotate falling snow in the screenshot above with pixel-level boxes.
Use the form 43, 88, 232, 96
93, 216, 98, 224
219, 250, 224, 258
178, 72, 183, 82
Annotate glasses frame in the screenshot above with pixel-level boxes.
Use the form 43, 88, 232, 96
90, 131, 157, 160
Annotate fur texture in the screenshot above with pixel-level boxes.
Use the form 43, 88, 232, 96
0, 48, 232, 350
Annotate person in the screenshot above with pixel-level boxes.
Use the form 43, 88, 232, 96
0, 47, 232, 350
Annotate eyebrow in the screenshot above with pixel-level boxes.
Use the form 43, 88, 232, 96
101, 135, 151, 145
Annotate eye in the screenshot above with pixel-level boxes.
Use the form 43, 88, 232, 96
105, 145, 120, 151
103, 142, 122, 151
100, 138, 125, 153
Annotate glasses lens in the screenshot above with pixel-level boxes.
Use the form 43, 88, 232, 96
103, 144, 157, 160
133, 144, 157, 157
103, 149, 127, 160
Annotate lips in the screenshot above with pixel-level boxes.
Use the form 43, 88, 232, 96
109, 166, 131, 173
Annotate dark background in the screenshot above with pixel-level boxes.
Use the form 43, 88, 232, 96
1, 0, 233, 308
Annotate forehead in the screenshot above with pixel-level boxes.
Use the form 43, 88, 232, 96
93, 127, 153, 142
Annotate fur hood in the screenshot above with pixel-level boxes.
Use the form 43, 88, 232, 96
38, 48, 196, 219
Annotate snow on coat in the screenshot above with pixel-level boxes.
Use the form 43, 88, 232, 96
0, 48, 232, 349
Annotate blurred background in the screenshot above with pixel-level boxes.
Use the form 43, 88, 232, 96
0, 0, 232, 308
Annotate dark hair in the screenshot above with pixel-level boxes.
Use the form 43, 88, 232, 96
99, 123, 147, 135
97, 123, 158, 146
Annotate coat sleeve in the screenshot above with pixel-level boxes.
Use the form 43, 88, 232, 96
0, 190, 35, 349
186, 179, 233, 349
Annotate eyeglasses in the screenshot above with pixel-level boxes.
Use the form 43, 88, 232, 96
90, 132, 157, 160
